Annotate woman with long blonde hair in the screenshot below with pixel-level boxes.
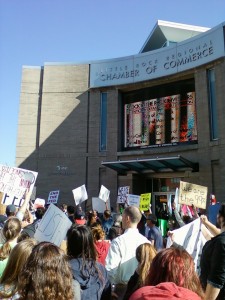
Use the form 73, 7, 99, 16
0, 238, 36, 299
0, 217, 21, 277
123, 243, 157, 300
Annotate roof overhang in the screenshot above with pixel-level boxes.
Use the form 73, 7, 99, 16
101, 155, 199, 175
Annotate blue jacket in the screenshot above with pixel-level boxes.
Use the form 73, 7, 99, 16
69, 258, 111, 300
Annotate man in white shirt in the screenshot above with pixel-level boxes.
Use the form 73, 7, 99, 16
105, 206, 150, 299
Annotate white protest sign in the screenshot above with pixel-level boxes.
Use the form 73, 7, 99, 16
0, 165, 38, 206
34, 204, 72, 247
117, 186, 130, 203
47, 190, 60, 204
92, 197, 111, 214
99, 185, 110, 202
179, 181, 208, 209
33, 198, 45, 209
72, 184, 88, 206
166, 218, 207, 273
127, 194, 140, 207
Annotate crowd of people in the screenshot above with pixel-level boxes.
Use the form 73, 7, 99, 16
0, 192, 224, 300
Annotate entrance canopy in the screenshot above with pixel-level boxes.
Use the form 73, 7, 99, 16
101, 155, 198, 175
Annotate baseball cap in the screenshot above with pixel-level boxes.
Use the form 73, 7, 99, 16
74, 212, 86, 225
6, 204, 17, 215
129, 282, 202, 300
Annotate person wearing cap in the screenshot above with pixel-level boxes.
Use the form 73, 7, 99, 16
146, 214, 163, 251
74, 211, 86, 225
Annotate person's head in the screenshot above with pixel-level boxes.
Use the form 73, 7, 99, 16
18, 242, 74, 300
35, 207, 46, 220
0, 239, 37, 287
60, 204, 67, 212
136, 243, 157, 286
67, 224, 97, 260
103, 210, 111, 220
6, 205, 17, 217
91, 224, 105, 241
74, 211, 86, 225
122, 206, 142, 230
146, 214, 157, 228
217, 204, 225, 228
146, 247, 204, 299
87, 211, 97, 225
67, 205, 75, 216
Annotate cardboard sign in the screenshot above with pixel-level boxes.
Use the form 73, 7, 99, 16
139, 193, 151, 211
117, 186, 130, 203
72, 185, 88, 206
166, 218, 207, 273
34, 204, 72, 246
47, 190, 60, 204
127, 194, 140, 207
0, 165, 38, 206
99, 185, 110, 203
179, 181, 208, 209
92, 197, 111, 213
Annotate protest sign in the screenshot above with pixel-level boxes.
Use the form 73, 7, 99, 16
166, 218, 207, 273
99, 185, 110, 202
72, 185, 88, 206
0, 165, 38, 206
34, 204, 72, 247
179, 181, 208, 209
33, 198, 45, 209
117, 186, 129, 203
47, 190, 60, 204
127, 194, 140, 207
139, 193, 151, 211
92, 197, 111, 213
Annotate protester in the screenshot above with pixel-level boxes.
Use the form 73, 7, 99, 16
67, 206, 75, 223
67, 224, 111, 300
91, 224, 110, 266
0, 217, 21, 277
129, 282, 202, 300
22, 206, 46, 238
74, 207, 86, 225
17, 241, 77, 300
101, 210, 113, 238
108, 214, 123, 241
200, 204, 225, 300
105, 206, 150, 300
0, 238, 36, 299
87, 210, 102, 227
146, 214, 163, 251
144, 247, 204, 299
123, 243, 157, 300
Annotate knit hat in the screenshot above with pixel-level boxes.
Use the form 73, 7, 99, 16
129, 282, 202, 300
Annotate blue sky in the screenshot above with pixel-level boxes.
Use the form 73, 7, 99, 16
0, 0, 224, 167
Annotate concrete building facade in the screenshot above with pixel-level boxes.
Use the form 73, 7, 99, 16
16, 21, 225, 212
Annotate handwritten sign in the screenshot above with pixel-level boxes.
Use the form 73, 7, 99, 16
179, 181, 208, 209
139, 193, 151, 211
47, 190, 60, 204
117, 186, 129, 203
127, 194, 140, 207
34, 204, 72, 246
99, 185, 110, 203
0, 165, 38, 206
72, 185, 88, 206
166, 218, 207, 273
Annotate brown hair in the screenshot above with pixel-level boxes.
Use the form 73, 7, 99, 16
18, 242, 74, 300
147, 247, 205, 299
136, 243, 157, 286
0, 217, 21, 260
0, 238, 37, 297
91, 224, 105, 241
